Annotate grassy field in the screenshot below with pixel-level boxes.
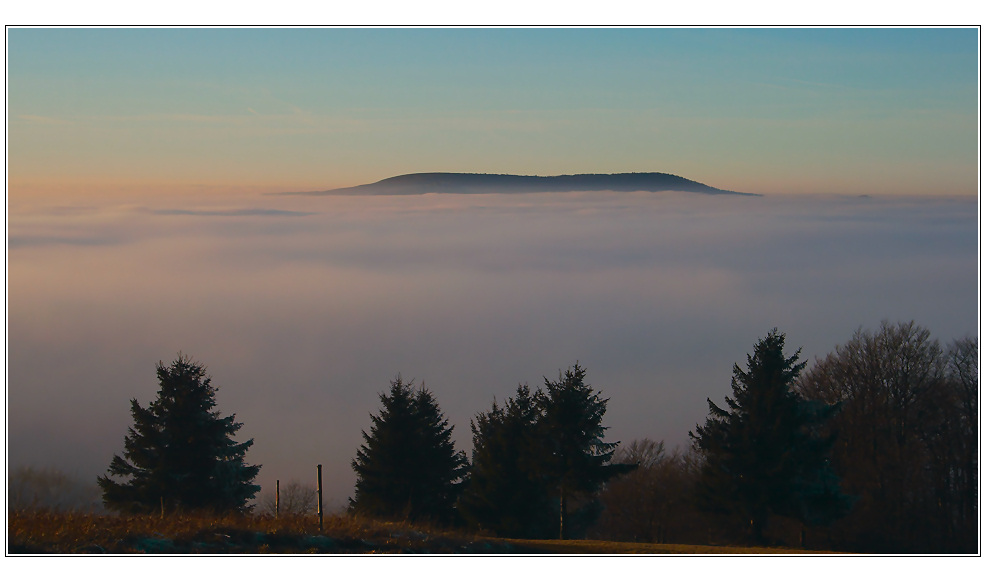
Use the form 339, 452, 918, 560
7, 510, 834, 554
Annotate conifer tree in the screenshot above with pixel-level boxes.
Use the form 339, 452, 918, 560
350, 375, 468, 523
690, 329, 850, 543
458, 384, 555, 538
537, 363, 634, 539
97, 354, 260, 514
459, 364, 631, 539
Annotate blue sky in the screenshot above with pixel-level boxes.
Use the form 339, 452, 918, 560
7, 27, 980, 195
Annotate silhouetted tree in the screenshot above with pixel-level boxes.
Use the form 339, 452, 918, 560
590, 441, 711, 544
943, 336, 978, 548
691, 329, 850, 544
97, 354, 260, 514
592, 439, 664, 541
537, 363, 634, 539
459, 365, 631, 539
350, 375, 468, 523
458, 384, 555, 538
798, 322, 976, 552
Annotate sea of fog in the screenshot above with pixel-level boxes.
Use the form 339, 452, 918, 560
6, 189, 978, 507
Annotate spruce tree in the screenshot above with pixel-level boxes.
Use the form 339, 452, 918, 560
537, 363, 634, 539
350, 375, 468, 523
458, 384, 555, 538
97, 354, 260, 514
459, 364, 631, 539
690, 329, 850, 543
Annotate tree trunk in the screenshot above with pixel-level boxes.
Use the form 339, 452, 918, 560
559, 486, 567, 540
750, 510, 767, 546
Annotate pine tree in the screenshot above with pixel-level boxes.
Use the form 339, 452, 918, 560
537, 363, 634, 539
458, 384, 555, 538
690, 329, 850, 543
97, 354, 260, 514
350, 375, 468, 523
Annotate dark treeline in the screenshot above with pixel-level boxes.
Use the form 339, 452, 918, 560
590, 322, 977, 553
90, 320, 977, 553
349, 364, 634, 540
797, 322, 978, 553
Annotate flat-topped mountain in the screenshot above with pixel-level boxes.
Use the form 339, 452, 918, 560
273, 172, 757, 196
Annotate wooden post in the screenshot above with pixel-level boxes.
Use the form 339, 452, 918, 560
275, 479, 280, 519
316, 464, 324, 533
160, 496, 164, 519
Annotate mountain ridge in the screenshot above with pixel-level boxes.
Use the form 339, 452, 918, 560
270, 172, 757, 196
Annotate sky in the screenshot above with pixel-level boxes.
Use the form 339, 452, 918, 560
6, 27, 979, 197
4, 28, 982, 510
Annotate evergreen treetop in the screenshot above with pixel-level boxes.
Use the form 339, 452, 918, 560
460, 363, 633, 539
350, 375, 468, 523
459, 384, 555, 538
690, 329, 850, 542
97, 354, 260, 514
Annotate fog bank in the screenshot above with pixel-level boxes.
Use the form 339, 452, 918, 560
6, 190, 977, 506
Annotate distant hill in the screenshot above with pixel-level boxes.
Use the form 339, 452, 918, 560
272, 172, 757, 196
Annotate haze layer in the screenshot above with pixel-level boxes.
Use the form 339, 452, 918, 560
7, 189, 977, 504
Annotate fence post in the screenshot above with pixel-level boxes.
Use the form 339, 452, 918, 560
275, 479, 280, 519
316, 464, 324, 533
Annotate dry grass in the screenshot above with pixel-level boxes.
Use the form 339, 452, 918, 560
7, 510, 835, 554
7, 510, 520, 554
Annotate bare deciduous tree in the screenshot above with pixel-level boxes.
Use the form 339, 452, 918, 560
258, 480, 318, 516
797, 321, 976, 552
9, 466, 103, 512
590, 440, 707, 544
